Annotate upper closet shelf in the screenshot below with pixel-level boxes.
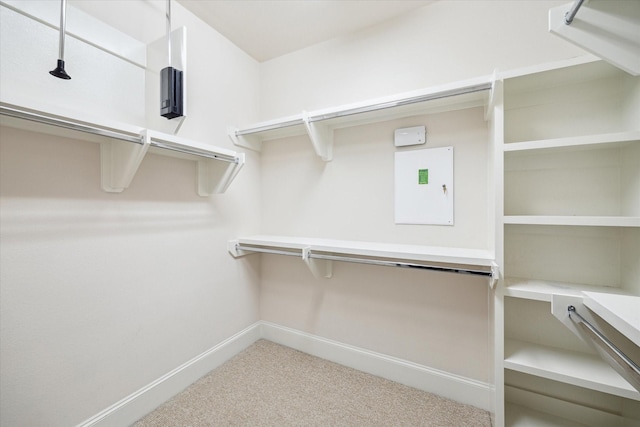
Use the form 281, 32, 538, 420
503, 277, 632, 302
228, 235, 498, 285
504, 216, 640, 227
503, 131, 640, 153
549, 0, 640, 76
583, 292, 640, 347
0, 102, 244, 196
228, 76, 493, 161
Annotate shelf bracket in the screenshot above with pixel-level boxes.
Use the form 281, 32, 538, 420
228, 240, 252, 257
302, 111, 333, 161
197, 152, 245, 196
228, 126, 262, 152
490, 262, 500, 289
484, 69, 499, 121
100, 133, 149, 193
302, 247, 333, 279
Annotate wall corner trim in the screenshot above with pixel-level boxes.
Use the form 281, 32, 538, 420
77, 321, 491, 426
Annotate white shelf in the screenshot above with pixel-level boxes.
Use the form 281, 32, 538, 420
503, 216, 640, 227
583, 292, 640, 347
0, 101, 244, 196
504, 339, 640, 401
232, 235, 494, 265
505, 403, 589, 427
229, 75, 493, 161
503, 131, 640, 153
549, 1, 640, 76
503, 278, 629, 302
505, 385, 629, 427
229, 235, 497, 281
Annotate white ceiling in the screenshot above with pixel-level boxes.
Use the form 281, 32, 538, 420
177, 0, 434, 62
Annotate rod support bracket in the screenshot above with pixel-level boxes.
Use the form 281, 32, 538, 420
228, 240, 254, 258
490, 262, 500, 289
302, 247, 333, 279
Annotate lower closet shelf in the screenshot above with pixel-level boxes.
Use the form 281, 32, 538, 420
228, 235, 497, 282
504, 339, 640, 400
505, 402, 589, 427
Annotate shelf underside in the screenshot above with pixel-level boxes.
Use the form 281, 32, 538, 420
503, 278, 630, 302
234, 235, 494, 268
504, 339, 639, 400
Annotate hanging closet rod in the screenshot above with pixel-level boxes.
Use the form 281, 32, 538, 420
307, 82, 492, 123
234, 244, 493, 278
567, 305, 640, 388
311, 252, 493, 277
235, 82, 492, 136
149, 140, 239, 163
0, 105, 239, 163
0, 104, 142, 145
564, 0, 585, 25
235, 118, 305, 136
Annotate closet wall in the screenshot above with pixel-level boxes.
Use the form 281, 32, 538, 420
259, 0, 585, 119
257, 0, 586, 390
0, 2, 261, 426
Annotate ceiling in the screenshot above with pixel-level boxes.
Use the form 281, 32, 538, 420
177, 0, 434, 62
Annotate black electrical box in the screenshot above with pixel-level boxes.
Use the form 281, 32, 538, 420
160, 66, 183, 119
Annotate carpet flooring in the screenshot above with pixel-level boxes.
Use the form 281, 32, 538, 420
133, 339, 491, 426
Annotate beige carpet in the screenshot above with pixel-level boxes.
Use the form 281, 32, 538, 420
133, 339, 491, 426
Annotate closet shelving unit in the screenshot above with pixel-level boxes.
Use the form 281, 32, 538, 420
228, 76, 492, 161
0, 101, 244, 196
228, 76, 499, 285
496, 57, 640, 426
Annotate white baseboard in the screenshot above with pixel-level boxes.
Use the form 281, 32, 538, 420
260, 321, 491, 411
76, 322, 262, 427
78, 321, 491, 426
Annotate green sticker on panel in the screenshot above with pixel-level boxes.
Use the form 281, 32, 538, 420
418, 169, 429, 184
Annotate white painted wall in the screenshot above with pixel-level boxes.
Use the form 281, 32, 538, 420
257, 0, 588, 391
258, 0, 587, 120
0, 1, 261, 426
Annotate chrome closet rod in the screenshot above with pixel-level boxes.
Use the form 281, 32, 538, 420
307, 83, 492, 123
567, 306, 640, 381
0, 105, 143, 145
235, 82, 492, 136
564, 0, 585, 25
0, 106, 239, 163
235, 118, 305, 136
148, 140, 239, 163
311, 252, 492, 277
235, 244, 493, 277
235, 245, 302, 258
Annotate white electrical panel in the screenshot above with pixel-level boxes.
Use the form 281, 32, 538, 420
394, 146, 454, 225
394, 126, 426, 147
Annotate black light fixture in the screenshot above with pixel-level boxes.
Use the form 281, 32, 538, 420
160, 0, 183, 119
49, 0, 71, 80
